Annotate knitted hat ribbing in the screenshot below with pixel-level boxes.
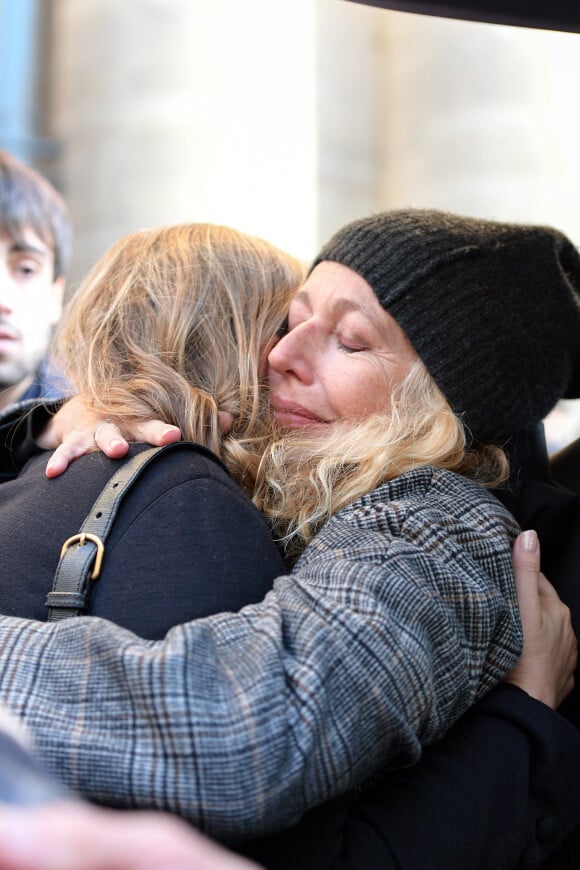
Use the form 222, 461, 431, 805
311, 209, 580, 444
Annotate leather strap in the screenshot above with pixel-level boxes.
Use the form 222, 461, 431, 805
46, 442, 202, 621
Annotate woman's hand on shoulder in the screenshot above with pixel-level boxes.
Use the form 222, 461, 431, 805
39, 395, 182, 478
504, 530, 577, 709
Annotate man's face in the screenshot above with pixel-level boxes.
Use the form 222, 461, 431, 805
0, 227, 64, 394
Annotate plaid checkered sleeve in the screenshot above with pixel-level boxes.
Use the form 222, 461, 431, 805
0, 466, 521, 840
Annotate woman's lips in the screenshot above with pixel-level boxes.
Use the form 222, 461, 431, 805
270, 394, 326, 428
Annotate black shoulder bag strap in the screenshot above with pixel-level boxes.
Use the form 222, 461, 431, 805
46, 442, 201, 622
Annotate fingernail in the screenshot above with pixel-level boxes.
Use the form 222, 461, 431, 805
520, 530, 538, 552
108, 439, 125, 449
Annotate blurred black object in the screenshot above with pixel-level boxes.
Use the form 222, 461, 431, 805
346, 1, 580, 33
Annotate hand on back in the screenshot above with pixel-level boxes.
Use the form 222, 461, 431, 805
36, 398, 580, 713
39, 396, 181, 478
506, 530, 577, 709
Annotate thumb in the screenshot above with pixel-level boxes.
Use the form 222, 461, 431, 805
511, 530, 541, 629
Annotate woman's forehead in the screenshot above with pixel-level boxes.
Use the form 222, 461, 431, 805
296, 261, 378, 308
292, 261, 416, 352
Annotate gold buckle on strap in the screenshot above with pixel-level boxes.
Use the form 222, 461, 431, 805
59, 533, 105, 580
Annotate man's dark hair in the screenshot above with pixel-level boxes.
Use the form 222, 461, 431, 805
0, 150, 71, 280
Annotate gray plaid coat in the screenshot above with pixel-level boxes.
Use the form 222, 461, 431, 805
0, 465, 521, 839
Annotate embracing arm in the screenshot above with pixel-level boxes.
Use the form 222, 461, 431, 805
5, 400, 577, 867
0, 683, 575, 870
0, 535, 569, 870
0, 469, 521, 840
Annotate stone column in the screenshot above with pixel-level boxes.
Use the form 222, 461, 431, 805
48, 0, 319, 285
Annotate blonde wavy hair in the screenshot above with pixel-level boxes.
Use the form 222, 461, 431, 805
254, 359, 509, 556
53, 223, 305, 492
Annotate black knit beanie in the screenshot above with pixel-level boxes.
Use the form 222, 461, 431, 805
311, 209, 580, 444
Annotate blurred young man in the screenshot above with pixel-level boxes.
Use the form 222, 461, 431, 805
0, 150, 71, 411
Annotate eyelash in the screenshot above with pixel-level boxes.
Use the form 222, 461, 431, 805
280, 313, 367, 354
337, 331, 368, 353
337, 339, 356, 353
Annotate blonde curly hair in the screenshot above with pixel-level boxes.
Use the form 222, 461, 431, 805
254, 359, 508, 556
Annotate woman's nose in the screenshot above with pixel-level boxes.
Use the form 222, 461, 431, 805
267, 323, 313, 384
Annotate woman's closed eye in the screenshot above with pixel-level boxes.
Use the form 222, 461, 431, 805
337, 333, 369, 353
